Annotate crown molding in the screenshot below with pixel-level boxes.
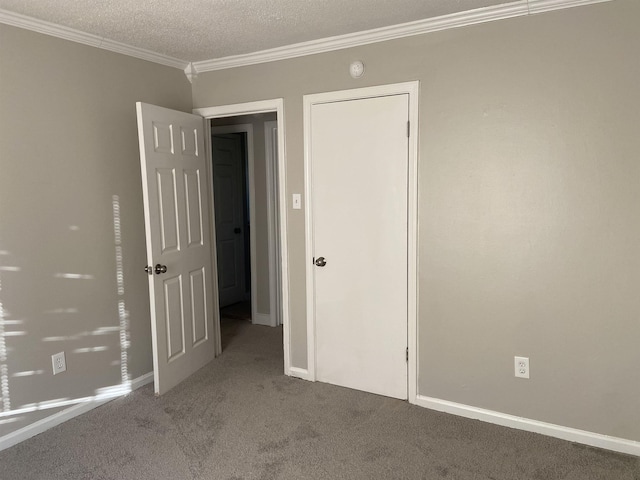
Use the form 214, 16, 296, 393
0, 9, 188, 70
193, 1, 529, 73
1, 0, 614, 75
527, 0, 612, 14
192, 0, 614, 74
184, 62, 198, 84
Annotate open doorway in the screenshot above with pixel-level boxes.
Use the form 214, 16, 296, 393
209, 113, 280, 351
194, 99, 291, 375
210, 127, 251, 323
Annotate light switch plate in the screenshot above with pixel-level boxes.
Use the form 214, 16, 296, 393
292, 194, 302, 210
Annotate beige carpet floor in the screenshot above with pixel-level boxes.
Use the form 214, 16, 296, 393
0, 317, 638, 479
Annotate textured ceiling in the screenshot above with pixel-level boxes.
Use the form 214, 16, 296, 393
0, 0, 513, 62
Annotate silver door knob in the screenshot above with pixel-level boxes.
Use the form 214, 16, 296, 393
315, 257, 327, 267
154, 264, 168, 274
144, 265, 153, 275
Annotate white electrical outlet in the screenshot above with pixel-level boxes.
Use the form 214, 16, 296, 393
514, 356, 529, 379
52, 352, 66, 375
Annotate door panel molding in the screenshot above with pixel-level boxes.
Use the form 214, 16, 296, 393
303, 82, 419, 403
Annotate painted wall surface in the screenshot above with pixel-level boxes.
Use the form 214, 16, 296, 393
0, 24, 193, 437
192, 0, 640, 442
211, 113, 277, 317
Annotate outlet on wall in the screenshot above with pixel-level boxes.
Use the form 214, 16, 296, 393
52, 352, 66, 375
514, 356, 529, 379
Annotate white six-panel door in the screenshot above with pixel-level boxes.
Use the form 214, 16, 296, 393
136, 103, 217, 395
309, 93, 410, 399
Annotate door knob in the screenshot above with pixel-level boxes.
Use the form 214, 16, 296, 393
234, 227, 241, 234
315, 257, 327, 267
154, 264, 168, 274
144, 265, 153, 275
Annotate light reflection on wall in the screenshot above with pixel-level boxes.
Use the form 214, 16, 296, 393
0, 272, 10, 413
42, 326, 121, 343
46, 308, 78, 314
53, 273, 95, 280
0, 252, 24, 419
11, 370, 45, 377
0, 197, 136, 427
0, 416, 23, 425
0, 382, 133, 418
112, 195, 130, 386
73, 347, 109, 353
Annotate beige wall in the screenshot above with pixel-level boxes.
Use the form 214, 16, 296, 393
1, 0, 638, 447
0, 25, 192, 436
192, 0, 640, 442
211, 113, 277, 316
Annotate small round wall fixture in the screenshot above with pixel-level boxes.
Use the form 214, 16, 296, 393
349, 60, 365, 79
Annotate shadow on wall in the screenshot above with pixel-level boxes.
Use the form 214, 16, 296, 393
0, 195, 133, 427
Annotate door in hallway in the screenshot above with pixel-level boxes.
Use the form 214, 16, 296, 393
211, 134, 247, 308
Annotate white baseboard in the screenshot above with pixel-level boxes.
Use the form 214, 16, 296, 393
130, 371, 154, 390
288, 366, 313, 381
414, 394, 640, 457
0, 372, 153, 452
252, 312, 273, 326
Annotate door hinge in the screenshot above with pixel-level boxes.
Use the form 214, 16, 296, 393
406, 347, 409, 362
407, 121, 410, 138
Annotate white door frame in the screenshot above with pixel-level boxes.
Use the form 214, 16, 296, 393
210, 124, 258, 323
303, 82, 419, 403
264, 120, 281, 327
194, 100, 292, 374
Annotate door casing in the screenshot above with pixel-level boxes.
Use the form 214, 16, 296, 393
194, 100, 291, 372
264, 120, 282, 327
303, 82, 420, 403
